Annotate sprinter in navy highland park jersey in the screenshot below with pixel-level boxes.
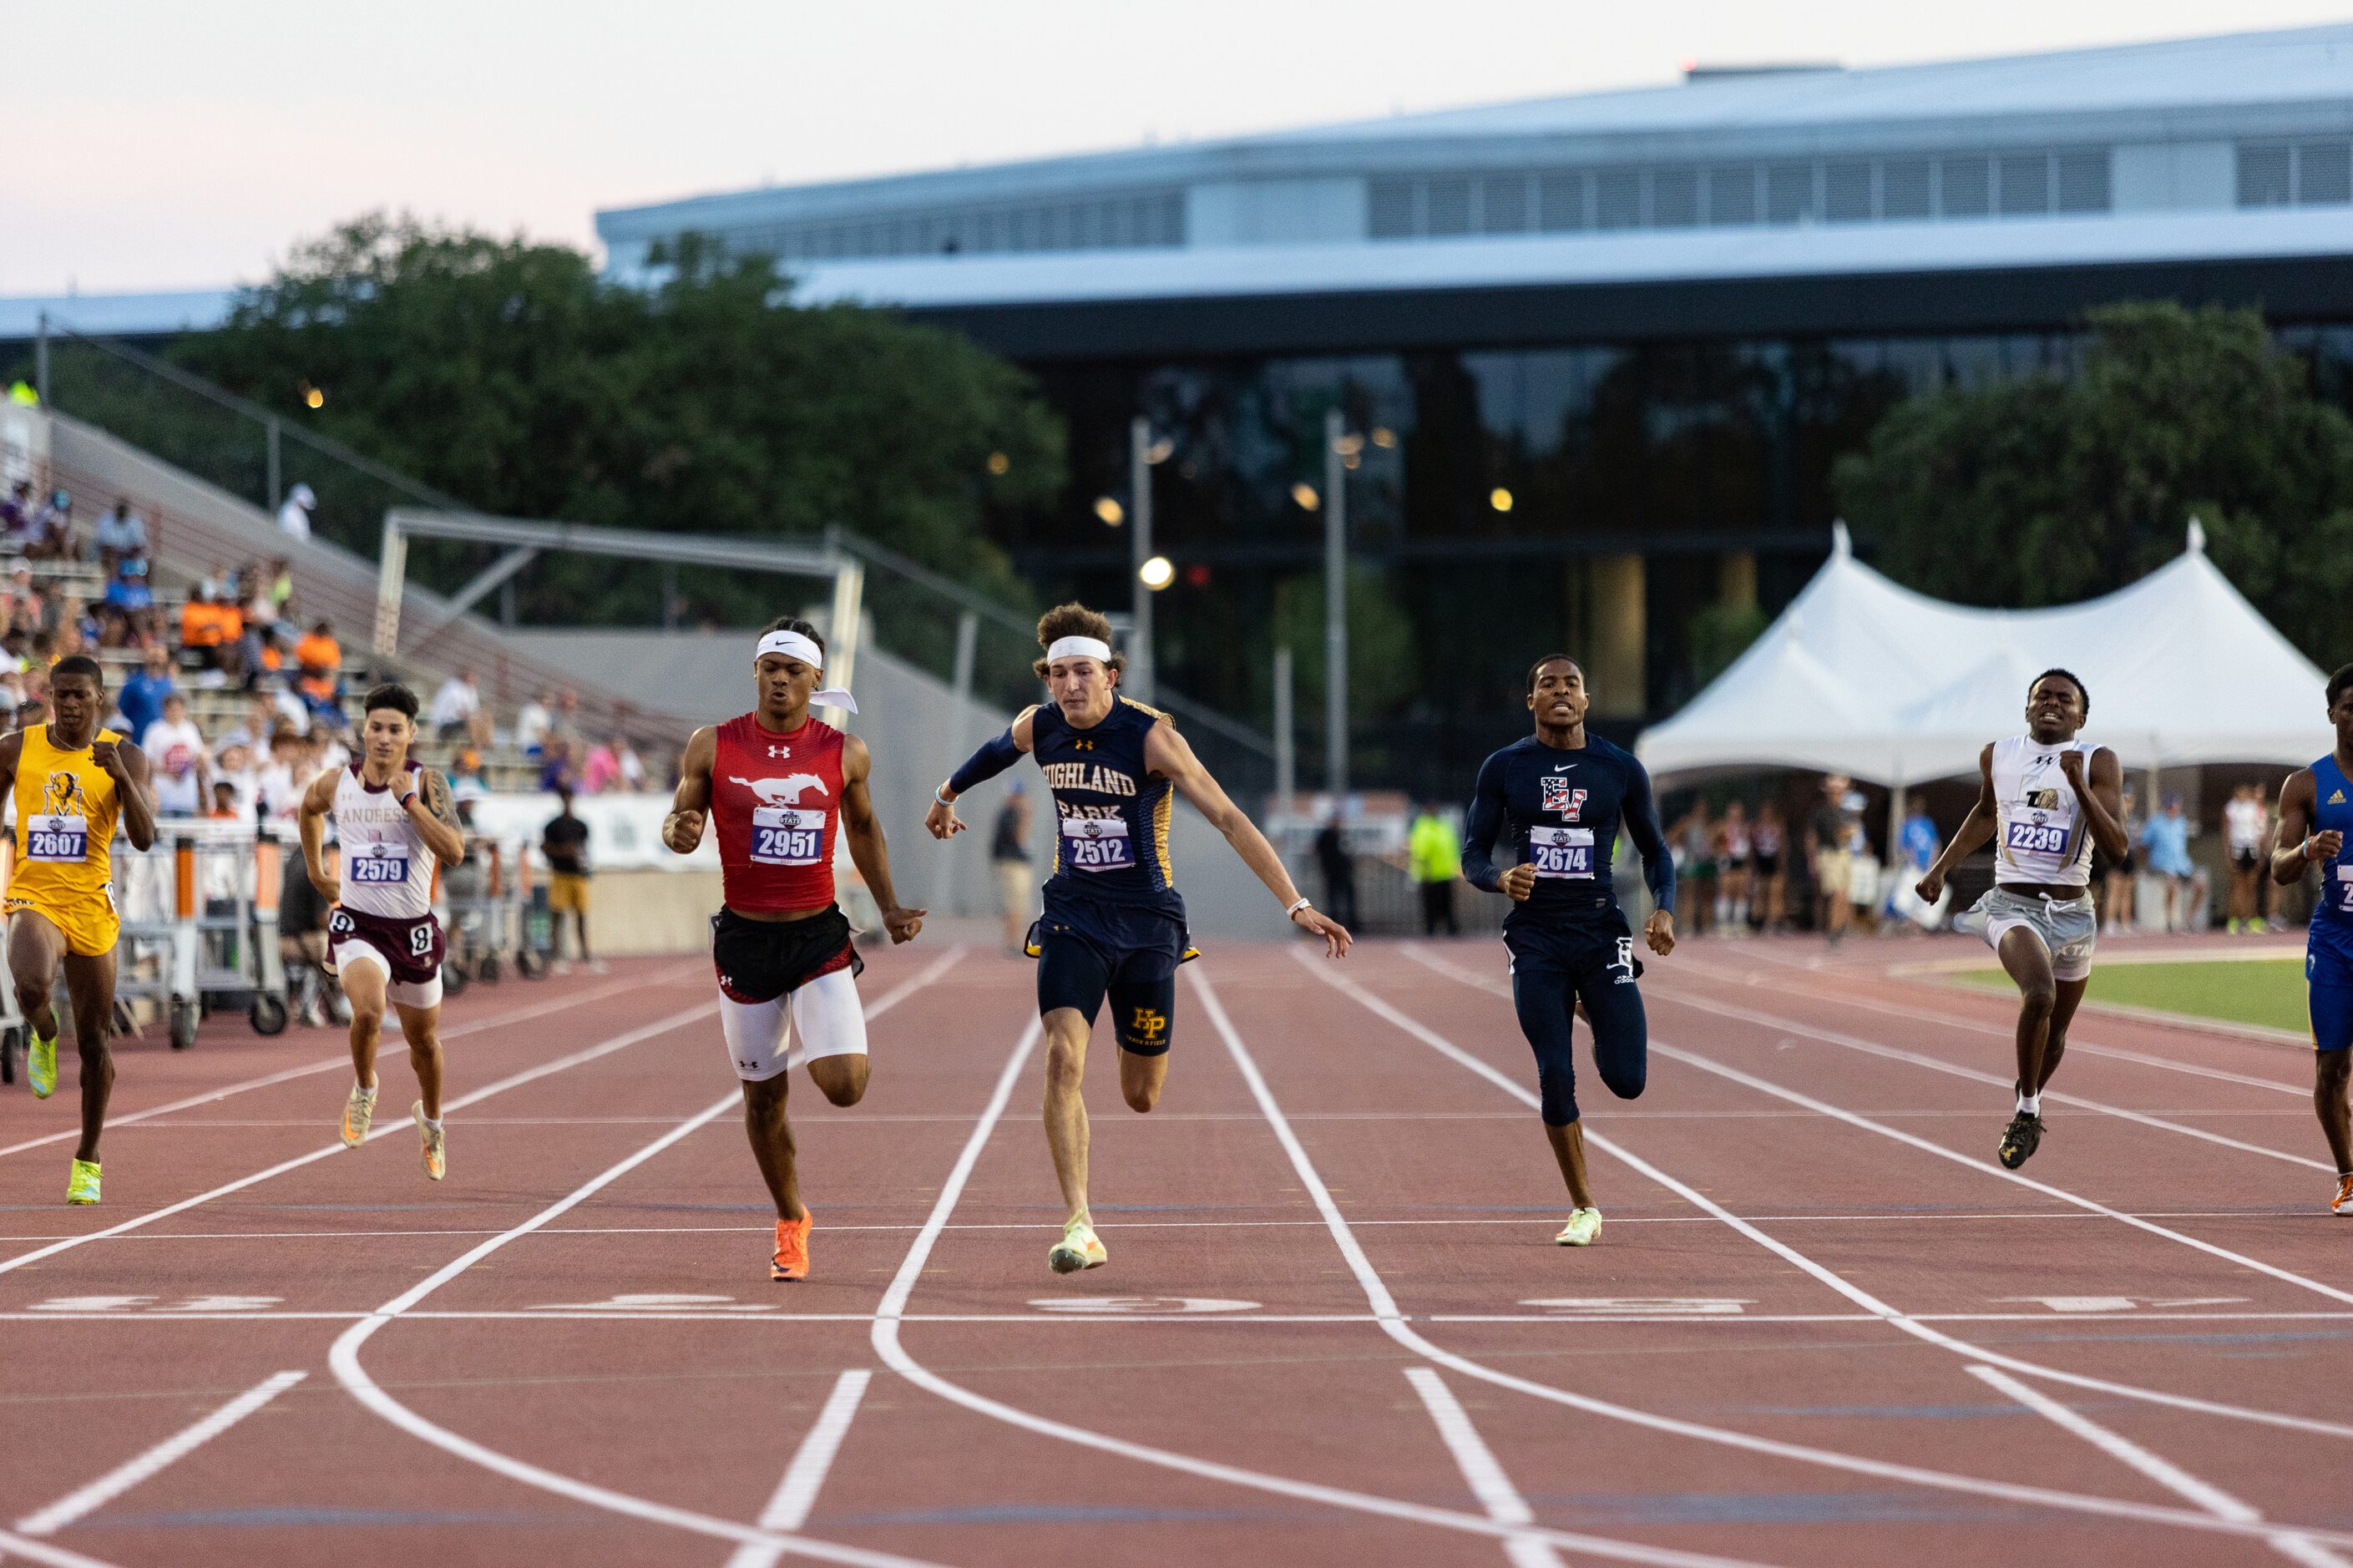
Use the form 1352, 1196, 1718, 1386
1462, 655, 1676, 1249
1449, 650, 1675, 1242
2270, 660, 2353, 1216
929, 603, 1352, 1277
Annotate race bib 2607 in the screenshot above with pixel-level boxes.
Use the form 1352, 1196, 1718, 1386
25, 814, 88, 862
750, 805, 825, 866
1528, 825, 1595, 879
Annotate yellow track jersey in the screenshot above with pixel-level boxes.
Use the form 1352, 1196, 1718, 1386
13, 724, 124, 903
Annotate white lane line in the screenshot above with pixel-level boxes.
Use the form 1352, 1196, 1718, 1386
1966, 1365, 2352, 1568
11, 1308, 2353, 1327
14, 1369, 306, 1535
1404, 1369, 1565, 1568
868, 1021, 1776, 1568
1219, 962, 2353, 1547
725, 1370, 875, 1568
1683, 967, 2310, 1093
0, 999, 720, 1277
0, 964, 701, 1159
1404, 950, 2353, 1307
325, 949, 964, 1568
1646, 983, 2332, 1171
0, 1527, 129, 1568
1329, 952, 2353, 1440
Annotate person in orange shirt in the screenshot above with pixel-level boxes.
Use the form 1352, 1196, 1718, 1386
296, 619, 344, 723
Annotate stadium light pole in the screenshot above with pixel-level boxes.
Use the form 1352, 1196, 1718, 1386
1323, 406, 1347, 797
1129, 416, 1155, 703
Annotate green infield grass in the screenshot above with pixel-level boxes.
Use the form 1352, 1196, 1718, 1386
1955, 957, 2310, 1034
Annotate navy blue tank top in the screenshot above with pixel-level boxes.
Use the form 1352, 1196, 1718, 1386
1032, 697, 1179, 908
2312, 755, 2353, 933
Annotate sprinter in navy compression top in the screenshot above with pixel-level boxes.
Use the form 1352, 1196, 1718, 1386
1462, 654, 1676, 1248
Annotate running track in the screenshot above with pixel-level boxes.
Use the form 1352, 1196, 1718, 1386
1, 933, 2346, 1567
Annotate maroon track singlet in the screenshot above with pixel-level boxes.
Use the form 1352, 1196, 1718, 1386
711, 713, 846, 915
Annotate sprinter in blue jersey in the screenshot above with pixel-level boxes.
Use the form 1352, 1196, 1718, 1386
2270, 661, 2353, 1215
929, 603, 1353, 1274
1462, 655, 1675, 1247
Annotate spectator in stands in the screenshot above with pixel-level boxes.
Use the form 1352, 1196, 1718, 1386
102, 558, 154, 630
119, 644, 176, 740
28, 490, 71, 561
0, 483, 30, 545
276, 483, 316, 541
2, 560, 39, 632
267, 556, 294, 615
579, 736, 620, 794
215, 693, 279, 756
448, 746, 489, 802
62, 594, 99, 653
1, 626, 28, 674
180, 581, 237, 675
614, 736, 645, 793
514, 688, 554, 756
536, 735, 575, 793
294, 618, 343, 726
91, 500, 148, 570
0, 670, 22, 728
429, 665, 483, 742
144, 693, 210, 819
549, 688, 585, 752
212, 740, 257, 822
14, 695, 44, 729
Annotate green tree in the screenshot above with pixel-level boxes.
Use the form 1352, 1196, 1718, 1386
171, 215, 1065, 663
1834, 301, 2353, 663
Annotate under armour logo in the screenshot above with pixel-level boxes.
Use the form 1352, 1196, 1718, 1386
767, 745, 792, 759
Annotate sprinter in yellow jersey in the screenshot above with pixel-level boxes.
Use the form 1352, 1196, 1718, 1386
1, 656, 155, 1204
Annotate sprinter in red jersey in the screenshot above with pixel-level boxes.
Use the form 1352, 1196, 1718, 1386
664, 617, 923, 1281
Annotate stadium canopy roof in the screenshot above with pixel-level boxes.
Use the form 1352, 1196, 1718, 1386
1636, 521, 2333, 785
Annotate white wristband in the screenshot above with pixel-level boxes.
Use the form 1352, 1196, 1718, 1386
934, 784, 955, 806
1286, 897, 1311, 918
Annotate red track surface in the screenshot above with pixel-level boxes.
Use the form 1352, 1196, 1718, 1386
2, 933, 2347, 1567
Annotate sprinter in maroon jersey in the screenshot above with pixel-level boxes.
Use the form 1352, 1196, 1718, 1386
664, 617, 924, 1281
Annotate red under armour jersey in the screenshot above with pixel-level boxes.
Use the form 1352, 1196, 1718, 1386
711, 713, 846, 915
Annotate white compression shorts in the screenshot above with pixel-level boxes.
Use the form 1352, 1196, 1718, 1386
719, 965, 867, 1082
331, 941, 446, 1010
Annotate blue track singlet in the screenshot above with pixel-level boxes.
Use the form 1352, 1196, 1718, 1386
2308, 753, 2353, 1051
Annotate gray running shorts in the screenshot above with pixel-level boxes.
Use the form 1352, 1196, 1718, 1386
1968, 887, 2097, 982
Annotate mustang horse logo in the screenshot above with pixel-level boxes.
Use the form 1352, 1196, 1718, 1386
730, 773, 828, 808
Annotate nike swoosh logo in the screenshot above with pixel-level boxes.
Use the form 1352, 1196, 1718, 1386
1553, 765, 1576, 772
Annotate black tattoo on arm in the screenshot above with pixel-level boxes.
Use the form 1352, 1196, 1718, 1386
424, 769, 460, 832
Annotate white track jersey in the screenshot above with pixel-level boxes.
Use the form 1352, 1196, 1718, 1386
332, 762, 436, 918
1991, 734, 2096, 888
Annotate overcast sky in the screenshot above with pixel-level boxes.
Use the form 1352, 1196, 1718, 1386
8, 1, 2346, 295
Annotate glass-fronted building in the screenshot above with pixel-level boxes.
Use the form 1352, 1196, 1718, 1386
598, 25, 2353, 791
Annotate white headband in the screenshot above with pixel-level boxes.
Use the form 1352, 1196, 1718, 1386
1045, 635, 1112, 665
754, 630, 858, 714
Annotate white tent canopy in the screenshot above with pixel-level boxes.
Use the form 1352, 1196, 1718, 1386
1637, 521, 2335, 787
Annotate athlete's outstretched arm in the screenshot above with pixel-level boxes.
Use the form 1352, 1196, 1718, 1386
1145, 719, 1351, 957
1916, 744, 1997, 903
662, 726, 717, 855
407, 767, 468, 867
2061, 746, 2129, 860
297, 766, 342, 903
2274, 770, 2337, 884
98, 738, 155, 852
0, 731, 23, 809
1622, 759, 1677, 955
927, 706, 1036, 840
839, 734, 923, 944
1460, 751, 1524, 898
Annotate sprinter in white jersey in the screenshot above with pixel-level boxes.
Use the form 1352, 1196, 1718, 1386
299, 683, 467, 1180
1917, 670, 2129, 1169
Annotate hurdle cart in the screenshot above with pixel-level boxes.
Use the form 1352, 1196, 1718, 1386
440, 833, 547, 996
114, 821, 291, 1047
